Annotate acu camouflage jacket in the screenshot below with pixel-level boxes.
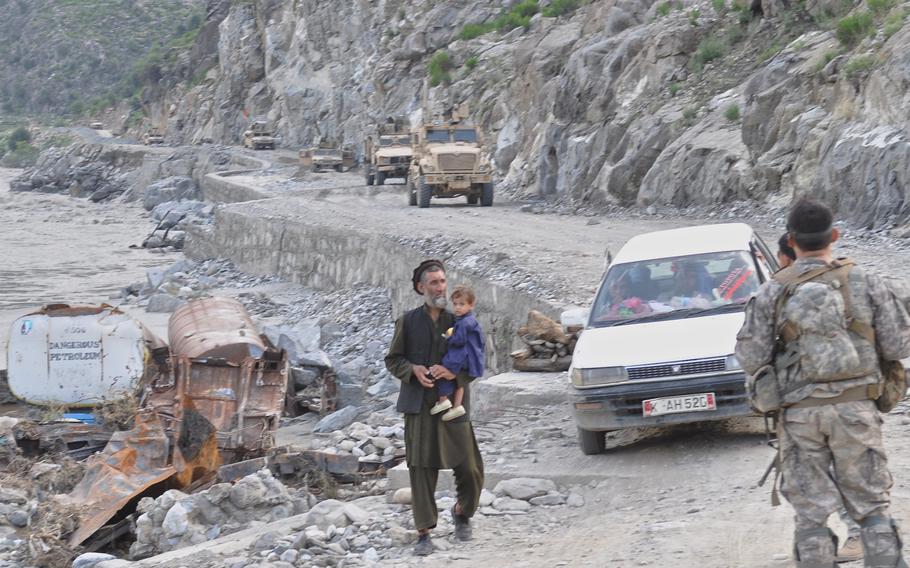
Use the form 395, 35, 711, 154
735, 257, 910, 405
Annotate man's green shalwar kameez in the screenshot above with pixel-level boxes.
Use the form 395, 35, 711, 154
385, 305, 485, 531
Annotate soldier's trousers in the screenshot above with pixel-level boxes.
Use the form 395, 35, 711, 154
779, 400, 892, 531
408, 440, 484, 531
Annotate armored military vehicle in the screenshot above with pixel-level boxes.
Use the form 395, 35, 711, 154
299, 144, 355, 172
144, 128, 165, 145
242, 121, 276, 150
364, 117, 412, 186
408, 104, 493, 207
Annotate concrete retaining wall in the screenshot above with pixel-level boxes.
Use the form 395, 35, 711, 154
186, 204, 559, 374
201, 171, 271, 204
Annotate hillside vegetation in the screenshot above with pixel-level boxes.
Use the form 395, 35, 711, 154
0, 0, 205, 116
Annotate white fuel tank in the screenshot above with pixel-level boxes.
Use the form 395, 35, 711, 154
7, 305, 148, 407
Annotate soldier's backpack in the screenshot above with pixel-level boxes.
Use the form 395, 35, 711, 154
749, 259, 908, 414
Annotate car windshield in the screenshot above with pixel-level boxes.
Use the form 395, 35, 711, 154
379, 136, 409, 146
589, 250, 761, 327
313, 149, 337, 156
453, 129, 477, 143
426, 129, 450, 143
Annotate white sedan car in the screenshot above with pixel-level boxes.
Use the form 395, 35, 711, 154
569, 223, 779, 454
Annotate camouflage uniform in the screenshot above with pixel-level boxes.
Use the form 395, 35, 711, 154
736, 258, 910, 567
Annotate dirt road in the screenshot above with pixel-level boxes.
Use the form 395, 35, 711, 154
225, 168, 910, 309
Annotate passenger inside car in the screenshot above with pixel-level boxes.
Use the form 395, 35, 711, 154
604, 273, 653, 318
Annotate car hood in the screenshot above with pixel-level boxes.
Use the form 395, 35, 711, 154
572, 312, 745, 368
376, 147, 412, 158
427, 144, 480, 156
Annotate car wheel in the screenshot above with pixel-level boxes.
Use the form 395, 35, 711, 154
334, 164, 343, 172
409, 182, 417, 206
366, 173, 375, 186
376, 172, 386, 186
419, 177, 432, 208
467, 194, 478, 205
481, 182, 494, 207
577, 427, 605, 455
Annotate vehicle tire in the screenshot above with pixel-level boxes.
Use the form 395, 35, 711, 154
481, 182, 494, 207
334, 164, 343, 172
467, 194, 478, 205
376, 172, 386, 186
418, 178, 432, 208
577, 427, 605, 455
366, 172, 375, 186
409, 183, 417, 206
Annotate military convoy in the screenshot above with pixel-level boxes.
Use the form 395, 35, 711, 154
299, 144, 355, 172
242, 121, 276, 150
144, 128, 164, 145
407, 104, 494, 208
364, 117, 412, 186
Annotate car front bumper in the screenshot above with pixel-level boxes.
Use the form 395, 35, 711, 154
569, 372, 750, 431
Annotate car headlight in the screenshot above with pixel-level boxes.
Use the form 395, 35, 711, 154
725, 355, 742, 371
571, 366, 628, 387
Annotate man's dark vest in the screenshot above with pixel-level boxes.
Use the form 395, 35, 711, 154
396, 307, 456, 414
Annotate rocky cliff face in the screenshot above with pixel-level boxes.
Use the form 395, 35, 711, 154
147, 0, 910, 228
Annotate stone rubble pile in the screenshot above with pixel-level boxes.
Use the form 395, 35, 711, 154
511, 310, 578, 373
311, 419, 406, 467
9, 145, 132, 202
130, 469, 312, 559
121, 259, 279, 313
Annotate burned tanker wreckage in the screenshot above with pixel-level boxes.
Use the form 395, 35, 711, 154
0, 297, 385, 562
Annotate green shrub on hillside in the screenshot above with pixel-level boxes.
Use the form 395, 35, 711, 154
844, 54, 877, 75
867, 0, 897, 15
543, 0, 583, 17
836, 12, 874, 45
428, 51, 453, 86
657, 1, 673, 16
713, 0, 727, 14
883, 9, 908, 37
724, 103, 741, 121
458, 0, 539, 39
465, 56, 479, 71
0, 141, 38, 167
690, 37, 725, 72
7, 126, 30, 151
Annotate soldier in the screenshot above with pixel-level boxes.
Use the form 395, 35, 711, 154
384, 260, 485, 556
736, 198, 910, 567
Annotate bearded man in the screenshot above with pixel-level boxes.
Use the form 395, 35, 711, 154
384, 260, 485, 556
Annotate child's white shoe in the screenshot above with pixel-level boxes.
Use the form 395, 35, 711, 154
431, 399, 452, 415
442, 405, 465, 421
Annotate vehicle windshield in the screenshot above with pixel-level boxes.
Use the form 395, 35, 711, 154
313, 149, 337, 156
453, 129, 477, 143
589, 250, 761, 327
379, 136, 409, 146
426, 129, 450, 143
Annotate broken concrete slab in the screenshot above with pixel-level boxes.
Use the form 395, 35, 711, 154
472, 372, 568, 421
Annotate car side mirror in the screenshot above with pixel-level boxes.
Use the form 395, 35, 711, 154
603, 248, 613, 274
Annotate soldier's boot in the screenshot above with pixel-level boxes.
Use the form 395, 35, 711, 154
861, 516, 909, 568
794, 527, 838, 568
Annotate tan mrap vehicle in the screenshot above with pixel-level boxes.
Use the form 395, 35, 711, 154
242, 121, 276, 150
299, 144, 355, 172
408, 104, 493, 208
364, 117, 412, 186
144, 128, 165, 145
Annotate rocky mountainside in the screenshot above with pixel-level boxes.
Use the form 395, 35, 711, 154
137, 0, 910, 228
0, 0, 205, 115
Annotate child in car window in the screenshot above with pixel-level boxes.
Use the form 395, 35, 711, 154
606, 274, 652, 318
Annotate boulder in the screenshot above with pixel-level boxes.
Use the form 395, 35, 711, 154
72, 553, 117, 568
146, 293, 186, 313
494, 478, 558, 501
142, 176, 199, 210
313, 406, 362, 433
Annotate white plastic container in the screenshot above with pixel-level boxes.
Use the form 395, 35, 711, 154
7, 305, 148, 407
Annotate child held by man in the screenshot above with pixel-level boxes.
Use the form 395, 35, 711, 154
430, 285, 485, 421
